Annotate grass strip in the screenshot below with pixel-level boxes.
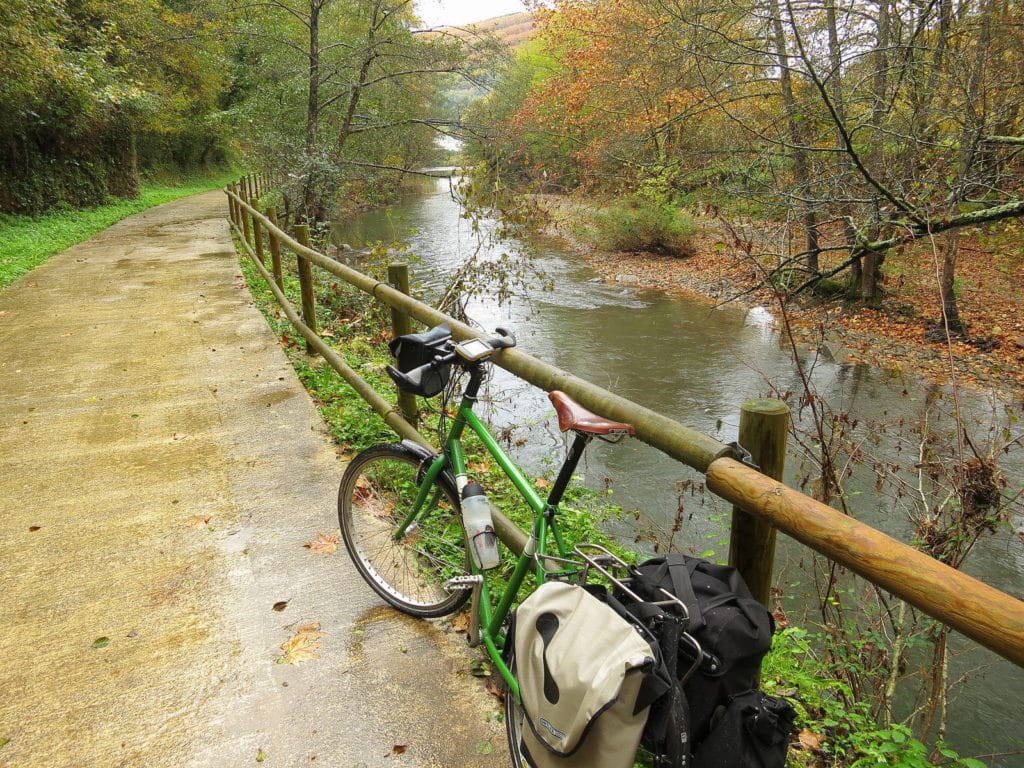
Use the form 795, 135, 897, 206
0, 172, 236, 289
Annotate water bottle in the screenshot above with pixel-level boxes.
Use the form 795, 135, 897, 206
461, 481, 500, 570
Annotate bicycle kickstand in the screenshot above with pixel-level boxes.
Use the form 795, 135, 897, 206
444, 574, 484, 647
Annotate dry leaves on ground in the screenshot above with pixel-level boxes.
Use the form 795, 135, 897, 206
304, 531, 339, 555
279, 621, 325, 664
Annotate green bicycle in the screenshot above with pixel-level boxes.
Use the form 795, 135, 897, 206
338, 324, 699, 767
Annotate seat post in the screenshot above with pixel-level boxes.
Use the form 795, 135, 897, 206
546, 431, 591, 509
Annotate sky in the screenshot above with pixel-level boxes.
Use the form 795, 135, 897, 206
415, 0, 529, 27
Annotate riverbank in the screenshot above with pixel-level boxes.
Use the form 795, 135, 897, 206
536, 195, 1024, 400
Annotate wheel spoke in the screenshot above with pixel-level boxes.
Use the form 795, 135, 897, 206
339, 445, 470, 618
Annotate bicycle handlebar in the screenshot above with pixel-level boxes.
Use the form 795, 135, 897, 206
386, 326, 516, 396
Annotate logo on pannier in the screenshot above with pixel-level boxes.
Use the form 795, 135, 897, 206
537, 717, 567, 742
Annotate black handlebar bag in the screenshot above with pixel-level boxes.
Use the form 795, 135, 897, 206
386, 323, 452, 397
511, 581, 666, 768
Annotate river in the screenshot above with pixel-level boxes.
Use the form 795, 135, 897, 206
333, 176, 1024, 765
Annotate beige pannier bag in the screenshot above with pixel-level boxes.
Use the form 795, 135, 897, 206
513, 581, 657, 768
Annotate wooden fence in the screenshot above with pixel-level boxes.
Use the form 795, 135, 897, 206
224, 173, 1024, 669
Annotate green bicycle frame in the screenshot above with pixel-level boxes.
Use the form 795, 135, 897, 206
393, 379, 582, 697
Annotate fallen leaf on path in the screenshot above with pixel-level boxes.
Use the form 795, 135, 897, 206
272, 600, 289, 612
304, 531, 338, 555
91, 637, 111, 649
279, 621, 324, 664
450, 611, 470, 633
185, 515, 211, 528
534, 477, 552, 489
468, 461, 491, 473
391, 745, 408, 755
487, 680, 505, 701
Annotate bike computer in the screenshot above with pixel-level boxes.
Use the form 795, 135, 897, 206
455, 338, 493, 361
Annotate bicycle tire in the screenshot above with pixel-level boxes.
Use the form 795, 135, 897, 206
503, 654, 687, 768
503, 656, 530, 767
338, 443, 471, 618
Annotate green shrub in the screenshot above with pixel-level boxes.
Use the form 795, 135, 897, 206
591, 197, 696, 256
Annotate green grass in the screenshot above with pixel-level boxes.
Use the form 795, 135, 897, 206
0, 171, 236, 289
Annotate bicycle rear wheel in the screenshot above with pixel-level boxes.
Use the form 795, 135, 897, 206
338, 443, 470, 618
503, 656, 530, 767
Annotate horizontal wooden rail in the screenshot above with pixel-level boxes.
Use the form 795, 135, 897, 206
225, 185, 1024, 669
225, 187, 732, 473
706, 457, 1024, 667
229, 209, 429, 450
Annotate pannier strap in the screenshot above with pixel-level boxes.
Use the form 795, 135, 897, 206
548, 391, 635, 437
630, 555, 704, 631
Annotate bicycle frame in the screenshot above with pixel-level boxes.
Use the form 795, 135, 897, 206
393, 363, 590, 699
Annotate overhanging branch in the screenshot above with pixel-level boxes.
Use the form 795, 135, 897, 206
792, 198, 1024, 295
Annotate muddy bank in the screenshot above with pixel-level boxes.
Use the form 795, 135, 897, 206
534, 194, 1024, 400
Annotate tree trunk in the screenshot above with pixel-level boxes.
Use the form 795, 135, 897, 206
937, 232, 966, 336
303, 0, 323, 220
105, 108, 139, 200
825, 0, 858, 291
862, 250, 884, 301
768, 0, 820, 276
858, 0, 889, 298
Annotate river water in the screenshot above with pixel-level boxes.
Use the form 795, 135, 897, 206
333, 177, 1024, 765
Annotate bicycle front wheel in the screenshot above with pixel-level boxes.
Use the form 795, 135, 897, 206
338, 443, 471, 618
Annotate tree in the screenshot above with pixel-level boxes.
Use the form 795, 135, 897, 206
230, 0, 473, 221
0, 0, 232, 214
489, 0, 1024, 329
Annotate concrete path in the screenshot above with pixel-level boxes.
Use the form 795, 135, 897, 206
0, 192, 507, 767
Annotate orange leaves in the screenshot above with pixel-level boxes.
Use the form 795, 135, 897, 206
509, 0, 715, 179
304, 531, 338, 555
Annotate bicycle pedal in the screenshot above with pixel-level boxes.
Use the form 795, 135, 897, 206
444, 574, 483, 591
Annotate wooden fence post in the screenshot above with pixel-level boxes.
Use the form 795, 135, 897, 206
227, 184, 236, 227
267, 207, 284, 289
728, 398, 789, 608
388, 263, 419, 426
293, 224, 318, 355
240, 194, 252, 247
251, 200, 265, 265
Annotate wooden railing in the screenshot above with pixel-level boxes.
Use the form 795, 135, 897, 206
224, 174, 1024, 669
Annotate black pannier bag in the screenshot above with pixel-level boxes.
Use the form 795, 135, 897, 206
620, 554, 794, 768
693, 689, 795, 768
386, 323, 452, 397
